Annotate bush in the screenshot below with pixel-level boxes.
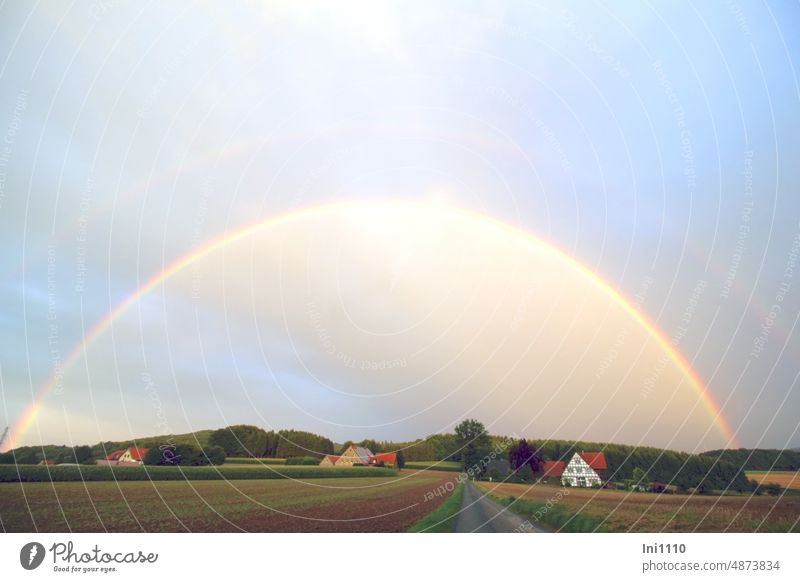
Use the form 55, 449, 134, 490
516, 464, 534, 482
144, 444, 225, 466
201, 446, 226, 466
285, 456, 319, 466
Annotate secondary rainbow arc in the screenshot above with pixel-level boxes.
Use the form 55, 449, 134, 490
5, 200, 738, 451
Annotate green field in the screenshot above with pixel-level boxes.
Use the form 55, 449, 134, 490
0, 464, 395, 482
0, 474, 452, 532
224, 457, 287, 465
404, 460, 462, 472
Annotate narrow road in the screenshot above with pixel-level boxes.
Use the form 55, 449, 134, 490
455, 482, 547, 533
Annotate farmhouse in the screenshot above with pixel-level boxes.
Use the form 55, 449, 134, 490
117, 447, 148, 465
336, 445, 374, 466
318, 447, 399, 468
319, 455, 340, 467
96, 447, 149, 466
561, 452, 607, 487
95, 449, 126, 466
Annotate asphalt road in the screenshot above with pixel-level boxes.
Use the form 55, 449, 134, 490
455, 482, 547, 533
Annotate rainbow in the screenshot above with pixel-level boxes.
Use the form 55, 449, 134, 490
4, 200, 738, 450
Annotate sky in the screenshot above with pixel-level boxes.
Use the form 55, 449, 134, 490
1, 1, 799, 453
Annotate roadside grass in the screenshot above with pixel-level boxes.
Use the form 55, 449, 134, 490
408, 482, 465, 532
0, 464, 397, 482
497, 495, 608, 533
404, 461, 462, 472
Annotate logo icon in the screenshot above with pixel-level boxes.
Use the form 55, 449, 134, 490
20, 542, 46, 570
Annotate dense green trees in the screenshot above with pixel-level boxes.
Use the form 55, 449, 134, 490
208, 425, 270, 457
702, 448, 800, 471
454, 419, 491, 472
143, 444, 225, 466
358, 439, 382, 453
631, 467, 650, 489
71, 445, 93, 464
272, 430, 334, 458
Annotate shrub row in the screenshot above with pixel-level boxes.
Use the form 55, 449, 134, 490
224, 457, 287, 465
404, 461, 462, 473
285, 456, 320, 465
0, 464, 397, 483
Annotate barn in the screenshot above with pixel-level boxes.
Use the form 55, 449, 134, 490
561, 452, 607, 487
541, 460, 565, 480
370, 452, 398, 468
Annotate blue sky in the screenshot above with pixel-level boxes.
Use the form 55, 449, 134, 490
1, 1, 799, 451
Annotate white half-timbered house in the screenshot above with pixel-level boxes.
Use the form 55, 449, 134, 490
561, 452, 607, 487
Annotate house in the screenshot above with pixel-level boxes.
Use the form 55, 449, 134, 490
319, 447, 399, 468
561, 452, 607, 487
94, 447, 155, 467
369, 452, 398, 468
95, 449, 125, 466
319, 455, 340, 467
540, 460, 565, 479
38, 459, 55, 465
335, 445, 373, 466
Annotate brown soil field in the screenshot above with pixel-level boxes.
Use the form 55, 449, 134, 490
0, 472, 454, 532
746, 471, 800, 490
477, 482, 800, 532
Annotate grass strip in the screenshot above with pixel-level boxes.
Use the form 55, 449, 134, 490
496, 495, 608, 532
408, 482, 465, 532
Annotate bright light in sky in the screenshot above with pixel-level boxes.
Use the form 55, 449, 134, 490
1, 1, 799, 451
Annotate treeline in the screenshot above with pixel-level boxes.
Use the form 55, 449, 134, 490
208, 426, 334, 458
531, 439, 751, 492
0, 444, 94, 465
376, 434, 461, 461
702, 448, 800, 471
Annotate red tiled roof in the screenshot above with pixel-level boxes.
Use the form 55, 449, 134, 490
578, 452, 607, 470
127, 447, 149, 461
541, 460, 565, 477
371, 452, 397, 465
106, 449, 125, 461
323, 455, 340, 463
